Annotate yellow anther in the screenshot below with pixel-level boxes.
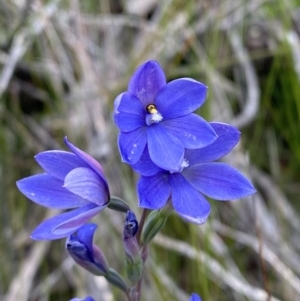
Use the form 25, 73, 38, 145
147, 104, 158, 114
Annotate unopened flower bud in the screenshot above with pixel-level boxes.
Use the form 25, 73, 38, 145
123, 211, 143, 284
141, 207, 172, 244
66, 223, 109, 276
124, 210, 139, 239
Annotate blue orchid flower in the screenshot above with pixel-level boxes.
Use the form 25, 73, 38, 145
133, 122, 256, 224
114, 60, 217, 172
16, 138, 110, 240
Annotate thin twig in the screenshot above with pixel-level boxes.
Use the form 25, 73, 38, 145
256, 220, 271, 301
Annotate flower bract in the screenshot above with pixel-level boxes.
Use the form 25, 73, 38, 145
114, 60, 217, 172
16, 137, 110, 240
135, 122, 256, 224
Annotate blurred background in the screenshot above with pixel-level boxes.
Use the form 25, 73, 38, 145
1, 0, 300, 300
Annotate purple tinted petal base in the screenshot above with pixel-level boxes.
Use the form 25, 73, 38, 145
64, 167, 109, 206
118, 128, 147, 164
147, 123, 184, 172
169, 173, 210, 224
138, 173, 171, 210
156, 78, 207, 119
31, 203, 105, 240
162, 114, 217, 149
16, 174, 89, 209
92, 245, 109, 273
128, 60, 166, 107
64, 137, 108, 190
183, 162, 256, 200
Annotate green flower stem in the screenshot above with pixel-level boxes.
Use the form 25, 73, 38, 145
136, 209, 149, 244
135, 268, 144, 301
134, 209, 149, 301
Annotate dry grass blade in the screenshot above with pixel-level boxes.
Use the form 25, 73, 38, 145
199, 224, 248, 281
149, 259, 189, 301
125, 0, 158, 16
0, 0, 62, 100
29, 257, 74, 300
286, 30, 300, 81
227, 29, 260, 128
154, 234, 282, 301
250, 166, 300, 233
220, 0, 271, 30
212, 221, 300, 296
4, 240, 50, 301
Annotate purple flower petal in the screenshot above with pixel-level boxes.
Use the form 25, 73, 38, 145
156, 78, 207, 119
128, 60, 166, 107
66, 234, 93, 264
16, 174, 89, 209
64, 167, 109, 206
64, 137, 108, 190
131, 146, 163, 176
162, 114, 217, 149
76, 223, 97, 257
147, 123, 184, 172
138, 173, 171, 209
183, 162, 256, 200
118, 128, 147, 164
169, 173, 210, 224
66, 229, 108, 275
31, 203, 105, 240
114, 92, 146, 132
70, 297, 95, 301
35, 151, 89, 181
68, 247, 107, 276
190, 293, 202, 301
185, 122, 240, 165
